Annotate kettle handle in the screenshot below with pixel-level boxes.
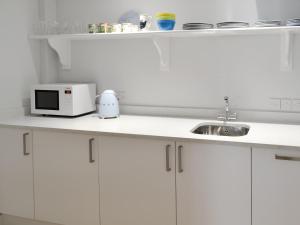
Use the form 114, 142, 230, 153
95, 95, 101, 104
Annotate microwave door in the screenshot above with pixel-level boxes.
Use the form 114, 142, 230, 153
35, 90, 59, 110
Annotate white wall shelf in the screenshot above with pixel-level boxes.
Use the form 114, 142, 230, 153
29, 26, 300, 71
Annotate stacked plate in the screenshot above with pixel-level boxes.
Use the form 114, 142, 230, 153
255, 20, 281, 27
216, 22, 249, 29
183, 23, 214, 30
287, 19, 300, 26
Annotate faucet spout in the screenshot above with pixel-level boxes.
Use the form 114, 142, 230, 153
217, 96, 237, 122
224, 96, 229, 112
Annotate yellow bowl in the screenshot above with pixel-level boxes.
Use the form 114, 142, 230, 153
156, 13, 176, 20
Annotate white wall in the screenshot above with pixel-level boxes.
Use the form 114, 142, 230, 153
52, 0, 300, 122
1, 215, 57, 225
55, 0, 300, 28
0, 3, 42, 224
56, 0, 258, 27
0, 0, 40, 116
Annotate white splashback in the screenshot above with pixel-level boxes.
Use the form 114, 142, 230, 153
58, 35, 300, 121
52, 0, 300, 122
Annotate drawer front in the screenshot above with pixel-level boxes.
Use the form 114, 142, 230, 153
253, 148, 300, 225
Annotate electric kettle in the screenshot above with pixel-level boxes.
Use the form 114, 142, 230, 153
96, 90, 120, 119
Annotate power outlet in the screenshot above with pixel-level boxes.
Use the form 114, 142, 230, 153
281, 99, 292, 111
292, 99, 300, 112
269, 98, 281, 110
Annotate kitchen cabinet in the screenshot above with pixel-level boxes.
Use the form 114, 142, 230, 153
99, 136, 176, 225
0, 128, 34, 219
33, 130, 100, 225
253, 147, 300, 225
176, 142, 251, 225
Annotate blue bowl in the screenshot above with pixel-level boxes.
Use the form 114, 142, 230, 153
157, 20, 176, 30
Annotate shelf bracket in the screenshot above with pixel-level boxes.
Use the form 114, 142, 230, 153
48, 37, 71, 70
280, 30, 294, 72
152, 37, 171, 72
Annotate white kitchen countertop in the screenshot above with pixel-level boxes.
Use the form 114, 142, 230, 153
0, 114, 299, 148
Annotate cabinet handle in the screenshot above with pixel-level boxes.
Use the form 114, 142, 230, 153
178, 145, 184, 173
23, 133, 30, 156
275, 154, 300, 162
166, 145, 172, 172
89, 138, 95, 163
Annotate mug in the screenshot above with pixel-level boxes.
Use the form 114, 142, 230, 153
140, 14, 152, 31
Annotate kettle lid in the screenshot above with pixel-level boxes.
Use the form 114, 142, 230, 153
102, 90, 116, 95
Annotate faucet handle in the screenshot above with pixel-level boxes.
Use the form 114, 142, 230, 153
217, 114, 226, 121
228, 112, 237, 121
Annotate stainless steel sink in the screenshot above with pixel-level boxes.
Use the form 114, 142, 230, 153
192, 123, 250, 137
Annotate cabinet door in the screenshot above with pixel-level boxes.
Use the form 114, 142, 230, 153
33, 130, 100, 225
99, 136, 176, 225
176, 142, 251, 225
0, 128, 34, 219
253, 147, 300, 225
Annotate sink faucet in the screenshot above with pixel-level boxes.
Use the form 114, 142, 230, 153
217, 96, 237, 122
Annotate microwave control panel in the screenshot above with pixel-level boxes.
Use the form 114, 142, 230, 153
62, 88, 73, 111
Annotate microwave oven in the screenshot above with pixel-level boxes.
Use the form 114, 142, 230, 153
31, 83, 96, 116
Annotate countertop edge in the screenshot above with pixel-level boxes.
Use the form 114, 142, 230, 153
0, 116, 299, 150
